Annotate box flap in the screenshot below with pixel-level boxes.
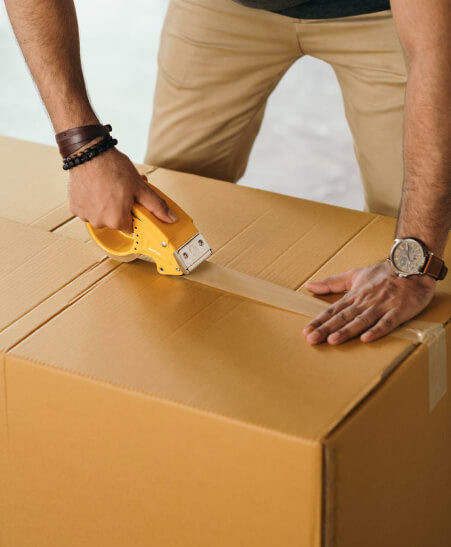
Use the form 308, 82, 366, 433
0, 218, 117, 350
53, 216, 94, 242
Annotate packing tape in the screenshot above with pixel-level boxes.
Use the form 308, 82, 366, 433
389, 320, 447, 411
187, 262, 447, 410
187, 261, 330, 317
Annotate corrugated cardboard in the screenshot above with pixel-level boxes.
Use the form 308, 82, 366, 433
1, 138, 450, 546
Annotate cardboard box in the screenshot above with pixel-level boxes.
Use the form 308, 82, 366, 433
1, 138, 450, 546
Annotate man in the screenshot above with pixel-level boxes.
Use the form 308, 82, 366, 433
5, 0, 450, 346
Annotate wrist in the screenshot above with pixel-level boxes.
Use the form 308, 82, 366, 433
62, 134, 118, 171
395, 214, 447, 257
396, 211, 449, 259
394, 231, 446, 259
388, 237, 448, 281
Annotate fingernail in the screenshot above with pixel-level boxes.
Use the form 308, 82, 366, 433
308, 331, 321, 342
328, 333, 340, 343
303, 325, 314, 335
168, 209, 178, 222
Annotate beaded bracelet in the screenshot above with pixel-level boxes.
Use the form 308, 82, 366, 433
62, 135, 118, 170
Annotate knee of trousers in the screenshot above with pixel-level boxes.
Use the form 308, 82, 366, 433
362, 170, 403, 217
145, 116, 256, 183
362, 174, 403, 217
360, 171, 404, 218
355, 145, 404, 218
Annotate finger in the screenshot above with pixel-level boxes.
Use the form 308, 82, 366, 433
307, 304, 364, 344
305, 303, 360, 345
87, 218, 105, 229
305, 270, 355, 295
136, 181, 178, 224
96, 208, 133, 233
69, 205, 88, 223
118, 208, 134, 234
75, 213, 89, 222
327, 307, 380, 345
360, 309, 400, 343
302, 296, 353, 335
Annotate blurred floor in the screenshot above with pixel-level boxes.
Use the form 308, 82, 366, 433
0, 0, 363, 211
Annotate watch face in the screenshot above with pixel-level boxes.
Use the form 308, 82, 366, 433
392, 238, 426, 275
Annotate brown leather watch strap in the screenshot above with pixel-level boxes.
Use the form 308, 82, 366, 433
55, 124, 112, 157
423, 253, 448, 280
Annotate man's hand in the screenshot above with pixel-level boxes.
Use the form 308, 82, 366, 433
68, 147, 177, 233
302, 260, 436, 345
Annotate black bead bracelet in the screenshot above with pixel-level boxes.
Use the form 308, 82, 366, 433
62, 135, 118, 170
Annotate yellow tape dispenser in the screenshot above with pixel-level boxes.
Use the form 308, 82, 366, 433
85, 183, 212, 276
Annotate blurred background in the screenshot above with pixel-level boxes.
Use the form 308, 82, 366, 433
0, 0, 363, 211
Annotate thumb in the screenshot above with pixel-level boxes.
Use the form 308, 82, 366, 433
305, 270, 354, 294
135, 178, 178, 224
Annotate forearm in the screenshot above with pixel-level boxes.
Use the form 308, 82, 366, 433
5, 0, 98, 132
394, 44, 451, 258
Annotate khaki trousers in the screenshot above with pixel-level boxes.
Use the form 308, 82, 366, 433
145, 0, 408, 217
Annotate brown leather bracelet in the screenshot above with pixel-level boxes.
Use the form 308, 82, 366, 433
55, 124, 112, 157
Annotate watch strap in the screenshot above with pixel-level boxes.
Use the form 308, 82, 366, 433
422, 253, 448, 280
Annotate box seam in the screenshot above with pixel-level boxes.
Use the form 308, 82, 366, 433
1, 258, 120, 348
49, 215, 77, 233
0, 239, 63, 282
1, 352, 8, 444
29, 202, 69, 228
321, 440, 336, 547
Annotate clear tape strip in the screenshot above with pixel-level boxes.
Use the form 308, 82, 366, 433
389, 320, 447, 411
187, 262, 447, 411
186, 261, 330, 317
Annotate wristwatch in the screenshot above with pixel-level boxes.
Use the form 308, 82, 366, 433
388, 237, 448, 280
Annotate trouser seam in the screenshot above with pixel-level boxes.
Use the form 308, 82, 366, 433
293, 22, 306, 56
